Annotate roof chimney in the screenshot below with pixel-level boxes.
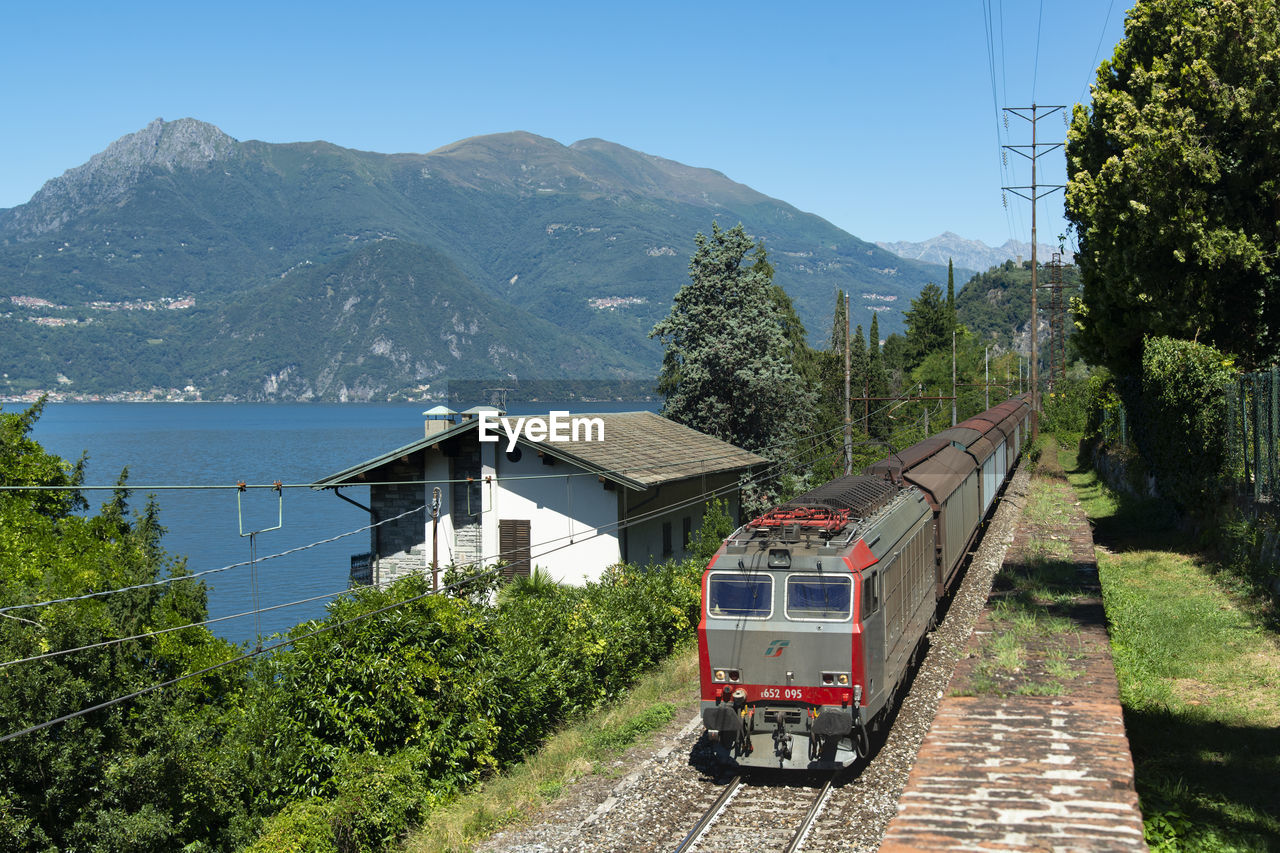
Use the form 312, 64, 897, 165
423, 405, 458, 437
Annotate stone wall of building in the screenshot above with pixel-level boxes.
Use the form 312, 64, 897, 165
369, 454, 427, 585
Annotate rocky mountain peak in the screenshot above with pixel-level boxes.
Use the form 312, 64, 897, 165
3, 118, 238, 238
93, 117, 237, 173
876, 232, 1071, 274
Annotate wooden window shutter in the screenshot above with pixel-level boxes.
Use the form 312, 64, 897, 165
498, 519, 531, 580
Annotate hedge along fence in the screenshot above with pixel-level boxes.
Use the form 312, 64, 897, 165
1090, 340, 1280, 513
1137, 336, 1237, 518
1225, 367, 1280, 504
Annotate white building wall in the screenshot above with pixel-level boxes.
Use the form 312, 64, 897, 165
622, 473, 742, 566
365, 436, 749, 586
491, 447, 622, 585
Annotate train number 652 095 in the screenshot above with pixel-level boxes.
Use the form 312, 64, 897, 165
758, 687, 803, 700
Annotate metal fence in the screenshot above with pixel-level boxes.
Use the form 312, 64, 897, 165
1091, 369, 1280, 505
1097, 402, 1129, 449
1226, 368, 1280, 503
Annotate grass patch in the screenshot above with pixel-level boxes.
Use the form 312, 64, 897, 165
403, 642, 699, 853
1064, 445, 1280, 851
586, 702, 677, 755
962, 473, 1093, 699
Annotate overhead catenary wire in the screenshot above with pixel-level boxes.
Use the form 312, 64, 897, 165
0, 396, 1001, 739
0, 502, 428, 616
10, 410, 921, 677
0, 391, 916, 647
0, 461, 780, 671
0, 585, 379, 669
0, 564, 507, 745
0, 429, 838, 617
0, 398, 905, 667
0, 432, 857, 679
0, 443, 803, 737
0, 420, 857, 616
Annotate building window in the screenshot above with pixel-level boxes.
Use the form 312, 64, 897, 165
682, 516, 692, 553
498, 519, 531, 579
662, 521, 673, 558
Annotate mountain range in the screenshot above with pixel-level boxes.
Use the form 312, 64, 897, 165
876, 232, 1071, 277
0, 118, 955, 401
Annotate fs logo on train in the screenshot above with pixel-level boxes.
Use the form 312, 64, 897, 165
764, 640, 789, 657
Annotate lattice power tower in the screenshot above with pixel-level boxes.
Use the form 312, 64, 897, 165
1042, 252, 1067, 393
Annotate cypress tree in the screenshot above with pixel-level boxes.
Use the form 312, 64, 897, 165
650, 222, 812, 456
867, 313, 890, 440
852, 323, 868, 434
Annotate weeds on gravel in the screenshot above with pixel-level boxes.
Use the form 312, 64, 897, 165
960, 474, 1092, 699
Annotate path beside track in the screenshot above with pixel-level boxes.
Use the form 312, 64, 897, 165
880, 468, 1147, 852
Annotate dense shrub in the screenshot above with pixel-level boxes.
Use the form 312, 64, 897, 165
1138, 336, 1235, 517
1040, 372, 1094, 445
243, 558, 703, 851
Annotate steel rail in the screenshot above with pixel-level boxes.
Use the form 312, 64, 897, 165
673, 775, 742, 853
782, 774, 837, 853
675, 772, 837, 853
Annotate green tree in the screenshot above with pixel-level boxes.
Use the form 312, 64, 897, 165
850, 323, 869, 427
0, 402, 248, 852
650, 222, 813, 455
903, 282, 952, 368
812, 292, 873, 480
1065, 0, 1280, 375
867, 314, 890, 440
812, 293, 849, 474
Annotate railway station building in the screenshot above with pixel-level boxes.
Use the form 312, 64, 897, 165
313, 408, 766, 586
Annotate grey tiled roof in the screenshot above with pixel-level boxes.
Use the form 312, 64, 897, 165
542, 411, 767, 487
312, 411, 766, 491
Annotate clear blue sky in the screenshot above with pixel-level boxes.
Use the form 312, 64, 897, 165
0, 0, 1133, 250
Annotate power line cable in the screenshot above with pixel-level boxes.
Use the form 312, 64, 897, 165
0, 394, 1018, 737
1032, 0, 1046, 101
0, 392, 926, 665
0, 564, 504, 744
1078, 0, 1118, 108
0, 585, 373, 669
0, 502, 427, 616
0, 413, 868, 618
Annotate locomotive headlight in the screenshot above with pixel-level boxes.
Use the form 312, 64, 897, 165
822, 671, 851, 687
838, 674, 850, 686
714, 669, 727, 683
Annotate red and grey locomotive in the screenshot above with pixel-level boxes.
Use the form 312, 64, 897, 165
698, 396, 1031, 769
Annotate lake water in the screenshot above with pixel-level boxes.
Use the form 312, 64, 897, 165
19, 401, 653, 646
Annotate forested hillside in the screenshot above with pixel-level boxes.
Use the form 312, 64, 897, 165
955, 260, 1081, 352
0, 120, 950, 400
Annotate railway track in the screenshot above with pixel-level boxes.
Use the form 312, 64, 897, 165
674, 773, 837, 853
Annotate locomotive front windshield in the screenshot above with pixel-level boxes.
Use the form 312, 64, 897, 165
785, 575, 852, 620
707, 574, 773, 619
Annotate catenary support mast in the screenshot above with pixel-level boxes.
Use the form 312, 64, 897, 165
1002, 103, 1065, 433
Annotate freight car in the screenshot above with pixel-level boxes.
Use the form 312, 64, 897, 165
698, 396, 1031, 769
